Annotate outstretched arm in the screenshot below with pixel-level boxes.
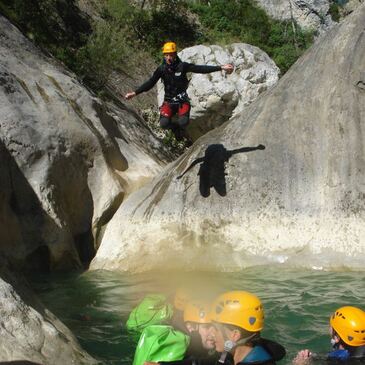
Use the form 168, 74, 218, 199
227, 144, 265, 158
186, 63, 234, 75
125, 67, 162, 100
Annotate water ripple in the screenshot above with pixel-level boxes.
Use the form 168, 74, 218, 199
30, 267, 365, 365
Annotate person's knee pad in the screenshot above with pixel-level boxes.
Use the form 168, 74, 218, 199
159, 116, 171, 129
178, 102, 190, 128
178, 114, 189, 128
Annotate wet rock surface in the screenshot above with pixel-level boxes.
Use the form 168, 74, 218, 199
0, 259, 97, 364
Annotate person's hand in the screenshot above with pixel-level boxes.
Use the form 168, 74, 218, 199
144, 362, 160, 365
222, 64, 234, 74
125, 91, 136, 100
293, 349, 313, 365
257, 144, 265, 150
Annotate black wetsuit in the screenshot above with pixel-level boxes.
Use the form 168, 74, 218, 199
135, 56, 222, 101
135, 56, 222, 138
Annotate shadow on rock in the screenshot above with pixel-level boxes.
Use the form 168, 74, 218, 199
177, 144, 265, 197
0, 140, 95, 271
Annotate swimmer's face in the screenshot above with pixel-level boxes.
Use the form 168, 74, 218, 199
214, 324, 226, 352
198, 323, 216, 350
213, 324, 241, 352
213, 324, 236, 352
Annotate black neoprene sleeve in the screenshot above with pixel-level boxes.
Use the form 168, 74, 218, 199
135, 67, 163, 94
185, 63, 222, 74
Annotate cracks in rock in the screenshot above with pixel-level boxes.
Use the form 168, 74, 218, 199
15, 76, 36, 104
294, 0, 329, 25
36, 82, 50, 103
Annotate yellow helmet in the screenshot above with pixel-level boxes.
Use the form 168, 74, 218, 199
211, 291, 264, 332
330, 306, 365, 346
174, 288, 190, 311
184, 301, 211, 324
162, 41, 177, 54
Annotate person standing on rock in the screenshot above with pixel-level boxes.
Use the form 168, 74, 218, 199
124, 41, 234, 145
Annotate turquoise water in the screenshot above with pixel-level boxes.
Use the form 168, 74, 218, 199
30, 267, 365, 365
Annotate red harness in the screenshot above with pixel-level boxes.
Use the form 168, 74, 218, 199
160, 101, 190, 118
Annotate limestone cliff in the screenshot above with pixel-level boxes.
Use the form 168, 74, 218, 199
254, 0, 334, 31
0, 11, 173, 364
91, 4, 365, 272
0, 15, 170, 271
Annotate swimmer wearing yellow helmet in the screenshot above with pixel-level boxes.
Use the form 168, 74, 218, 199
293, 306, 365, 364
211, 291, 286, 365
144, 300, 217, 365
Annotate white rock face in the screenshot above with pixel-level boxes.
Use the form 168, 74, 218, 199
0, 261, 96, 364
255, 0, 333, 31
158, 44, 279, 140
91, 5, 365, 272
0, 15, 169, 270
342, 0, 365, 15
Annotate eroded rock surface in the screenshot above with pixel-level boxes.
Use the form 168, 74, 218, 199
0, 14, 169, 270
157, 44, 279, 141
91, 5, 365, 272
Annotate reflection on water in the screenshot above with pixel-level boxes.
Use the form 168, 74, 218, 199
30, 267, 365, 365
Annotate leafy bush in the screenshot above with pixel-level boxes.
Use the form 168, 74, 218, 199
329, 2, 341, 22
104, 0, 201, 59
0, 0, 90, 48
75, 21, 130, 89
69, 0, 201, 89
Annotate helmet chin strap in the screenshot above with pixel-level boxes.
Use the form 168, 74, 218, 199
235, 332, 259, 346
218, 331, 259, 363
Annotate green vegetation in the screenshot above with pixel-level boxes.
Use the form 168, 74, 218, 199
74, 0, 200, 89
0, 0, 316, 88
329, 0, 350, 22
0, 0, 90, 55
188, 0, 315, 74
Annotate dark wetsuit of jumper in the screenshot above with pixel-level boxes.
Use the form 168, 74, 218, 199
135, 57, 222, 136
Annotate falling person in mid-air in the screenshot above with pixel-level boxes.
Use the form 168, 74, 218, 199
124, 41, 234, 145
